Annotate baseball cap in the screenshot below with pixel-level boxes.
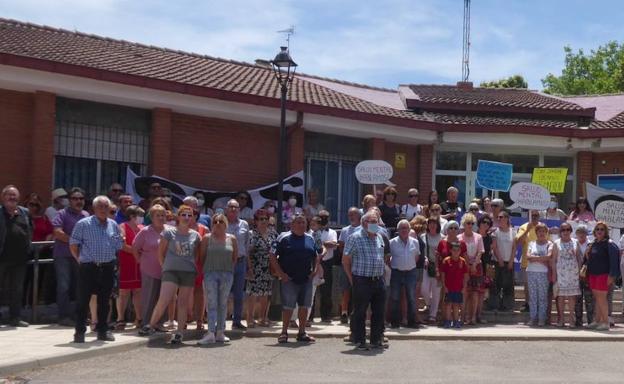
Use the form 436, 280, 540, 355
51, 188, 68, 201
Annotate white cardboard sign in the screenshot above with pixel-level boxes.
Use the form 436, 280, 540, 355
507, 182, 551, 210
355, 160, 395, 186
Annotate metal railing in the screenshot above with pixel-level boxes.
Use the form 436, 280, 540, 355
28, 241, 55, 323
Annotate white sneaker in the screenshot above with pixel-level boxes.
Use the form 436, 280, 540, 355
197, 332, 216, 345
596, 323, 610, 331
216, 330, 230, 343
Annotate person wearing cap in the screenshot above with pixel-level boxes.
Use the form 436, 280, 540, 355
52, 187, 90, 327
225, 199, 250, 330
440, 241, 469, 328
343, 211, 389, 350
270, 213, 321, 344
45, 188, 69, 222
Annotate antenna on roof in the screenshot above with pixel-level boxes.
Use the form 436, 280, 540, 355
461, 0, 471, 82
277, 25, 295, 50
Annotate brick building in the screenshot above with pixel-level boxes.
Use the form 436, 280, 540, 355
1, 18, 624, 224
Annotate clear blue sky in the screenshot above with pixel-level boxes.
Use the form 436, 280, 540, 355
2, 0, 623, 90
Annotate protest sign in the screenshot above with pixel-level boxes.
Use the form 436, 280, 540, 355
531, 168, 568, 193
476, 160, 513, 192
586, 182, 624, 228
355, 160, 395, 186
507, 182, 551, 210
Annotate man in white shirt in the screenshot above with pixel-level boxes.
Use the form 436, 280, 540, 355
389, 219, 420, 328
318, 210, 338, 323
401, 188, 423, 221
337, 207, 361, 324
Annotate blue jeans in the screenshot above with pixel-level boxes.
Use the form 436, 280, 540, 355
204, 271, 234, 333
230, 257, 247, 324
54, 256, 79, 319
390, 268, 418, 325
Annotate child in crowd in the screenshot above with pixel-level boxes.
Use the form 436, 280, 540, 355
441, 242, 469, 328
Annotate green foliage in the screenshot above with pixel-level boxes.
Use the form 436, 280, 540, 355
480, 74, 528, 89
542, 41, 624, 95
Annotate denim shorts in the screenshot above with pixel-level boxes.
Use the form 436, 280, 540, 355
280, 279, 313, 310
445, 291, 463, 304
162, 270, 196, 287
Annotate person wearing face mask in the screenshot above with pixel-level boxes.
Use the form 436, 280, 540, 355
115, 205, 145, 330
193, 192, 213, 225
282, 194, 302, 230
343, 211, 389, 350
45, 188, 69, 222
52, 187, 90, 327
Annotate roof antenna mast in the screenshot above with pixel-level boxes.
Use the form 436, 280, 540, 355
462, 0, 471, 82
277, 26, 295, 50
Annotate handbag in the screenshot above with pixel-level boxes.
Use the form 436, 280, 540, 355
579, 243, 591, 280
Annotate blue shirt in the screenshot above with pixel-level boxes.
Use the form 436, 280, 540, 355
344, 231, 386, 277
227, 218, 250, 258
70, 216, 123, 263
114, 210, 128, 224
198, 213, 211, 229
271, 232, 320, 284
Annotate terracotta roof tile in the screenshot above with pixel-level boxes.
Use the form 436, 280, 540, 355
407, 84, 588, 113
0, 18, 428, 122
424, 112, 579, 129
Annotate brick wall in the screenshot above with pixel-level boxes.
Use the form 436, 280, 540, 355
169, 113, 279, 190
418, 144, 434, 204
150, 108, 172, 178
577, 151, 593, 196
384, 142, 418, 204
0, 88, 34, 195
592, 152, 624, 184
30, 91, 56, 203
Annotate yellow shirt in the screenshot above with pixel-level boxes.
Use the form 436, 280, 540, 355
516, 223, 537, 269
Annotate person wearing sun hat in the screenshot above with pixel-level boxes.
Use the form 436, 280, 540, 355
45, 188, 68, 222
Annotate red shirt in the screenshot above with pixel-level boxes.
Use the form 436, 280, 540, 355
440, 256, 468, 292
32, 215, 53, 242
437, 239, 467, 262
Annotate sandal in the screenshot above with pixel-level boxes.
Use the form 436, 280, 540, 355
277, 333, 288, 344
296, 332, 316, 342
258, 320, 270, 327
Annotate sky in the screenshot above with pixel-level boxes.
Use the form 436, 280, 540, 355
2, 0, 623, 90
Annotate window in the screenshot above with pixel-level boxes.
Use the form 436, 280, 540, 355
471, 153, 539, 174
436, 151, 466, 171
53, 98, 150, 197
306, 154, 361, 225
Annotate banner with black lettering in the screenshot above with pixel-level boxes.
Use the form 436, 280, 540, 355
125, 167, 305, 214
585, 182, 624, 228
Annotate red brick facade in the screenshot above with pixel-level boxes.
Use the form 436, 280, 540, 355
592, 152, 624, 182
150, 108, 172, 178
384, 142, 418, 198
30, 91, 56, 202
417, 144, 434, 203
577, 151, 593, 196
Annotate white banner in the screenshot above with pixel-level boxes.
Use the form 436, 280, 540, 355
126, 167, 305, 213
585, 182, 624, 229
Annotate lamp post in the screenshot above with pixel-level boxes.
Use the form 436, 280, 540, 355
270, 46, 297, 232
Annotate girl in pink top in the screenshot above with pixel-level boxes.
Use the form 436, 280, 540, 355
568, 197, 595, 222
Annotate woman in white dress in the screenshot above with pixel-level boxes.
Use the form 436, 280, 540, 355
552, 222, 581, 327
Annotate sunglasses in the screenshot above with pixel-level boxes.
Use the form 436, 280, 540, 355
481, 221, 492, 226
470, 207, 479, 211
409, 195, 419, 198
464, 221, 474, 225
595, 227, 607, 232
179, 213, 193, 218
213, 220, 226, 225
447, 227, 459, 231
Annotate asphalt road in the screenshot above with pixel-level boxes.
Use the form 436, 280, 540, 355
11, 337, 624, 383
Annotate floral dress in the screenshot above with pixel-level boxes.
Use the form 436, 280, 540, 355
246, 229, 278, 296
555, 239, 581, 296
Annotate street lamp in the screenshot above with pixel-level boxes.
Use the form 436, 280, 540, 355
270, 46, 297, 232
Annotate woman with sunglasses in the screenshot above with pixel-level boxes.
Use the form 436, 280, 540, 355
197, 213, 238, 344
585, 222, 620, 331
140, 205, 201, 344
421, 217, 443, 323
458, 213, 485, 325
491, 211, 515, 312
246, 209, 277, 328
552, 222, 581, 327
568, 197, 595, 222
526, 223, 552, 327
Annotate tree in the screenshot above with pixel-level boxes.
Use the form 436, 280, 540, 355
480, 75, 528, 89
542, 41, 624, 95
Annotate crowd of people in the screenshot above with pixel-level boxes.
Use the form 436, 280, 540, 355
0, 181, 623, 350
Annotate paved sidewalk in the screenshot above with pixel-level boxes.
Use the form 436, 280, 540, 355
2, 321, 623, 376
